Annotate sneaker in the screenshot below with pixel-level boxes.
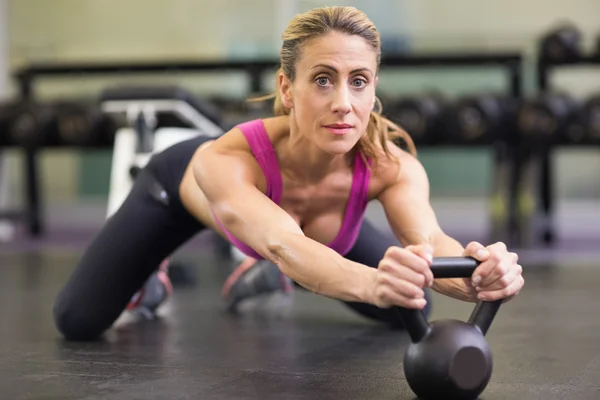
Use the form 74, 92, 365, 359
127, 259, 173, 318
221, 257, 293, 313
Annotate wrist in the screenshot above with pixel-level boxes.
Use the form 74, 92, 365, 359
362, 267, 379, 305
432, 278, 478, 302
459, 278, 479, 302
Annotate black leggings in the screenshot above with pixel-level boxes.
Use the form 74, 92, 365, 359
53, 137, 430, 341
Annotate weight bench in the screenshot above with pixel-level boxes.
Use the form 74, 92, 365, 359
100, 85, 224, 217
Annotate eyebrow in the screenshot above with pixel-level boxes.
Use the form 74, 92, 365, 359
312, 64, 372, 75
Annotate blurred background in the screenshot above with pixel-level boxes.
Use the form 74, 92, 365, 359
1, 0, 600, 252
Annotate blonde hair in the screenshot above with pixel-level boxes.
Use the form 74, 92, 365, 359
250, 6, 416, 164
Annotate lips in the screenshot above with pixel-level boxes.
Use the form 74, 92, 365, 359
324, 123, 353, 135
325, 124, 353, 129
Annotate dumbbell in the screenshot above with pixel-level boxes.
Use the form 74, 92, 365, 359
6, 102, 59, 149
54, 101, 117, 147
540, 23, 582, 61
517, 93, 580, 146
447, 93, 518, 145
397, 257, 502, 400
388, 93, 446, 146
579, 94, 600, 144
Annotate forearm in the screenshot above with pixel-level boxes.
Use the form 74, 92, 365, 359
267, 234, 376, 304
429, 232, 477, 302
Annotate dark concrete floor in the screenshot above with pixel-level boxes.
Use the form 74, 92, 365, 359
0, 244, 599, 399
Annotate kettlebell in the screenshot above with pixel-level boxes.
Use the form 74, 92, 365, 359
396, 257, 502, 400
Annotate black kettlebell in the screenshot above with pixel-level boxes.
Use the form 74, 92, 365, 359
396, 257, 502, 400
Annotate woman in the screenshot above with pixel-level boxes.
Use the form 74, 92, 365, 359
53, 6, 524, 341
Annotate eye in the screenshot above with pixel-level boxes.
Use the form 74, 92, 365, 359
316, 76, 330, 86
352, 78, 367, 88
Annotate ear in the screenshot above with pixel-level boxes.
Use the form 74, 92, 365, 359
278, 72, 294, 109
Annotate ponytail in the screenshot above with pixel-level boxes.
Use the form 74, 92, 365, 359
247, 67, 290, 116
357, 97, 417, 169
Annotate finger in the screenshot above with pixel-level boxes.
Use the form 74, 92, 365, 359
463, 241, 490, 262
476, 263, 522, 292
375, 286, 428, 309
477, 256, 508, 288
409, 243, 434, 264
487, 241, 508, 252
388, 244, 432, 267
478, 251, 519, 287
378, 257, 428, 288
407, 244, 434, 286
377, 271, 425, 299
385, 246, 431, 276
401, 297, 428, 310
478, 275, 525, 302
471, 246, 507, 287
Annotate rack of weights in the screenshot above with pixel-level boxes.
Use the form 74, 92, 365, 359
516, 24, 600, 245
5, 52, 524, 241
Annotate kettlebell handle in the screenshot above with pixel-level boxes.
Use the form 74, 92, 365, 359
396, 256, 503, 343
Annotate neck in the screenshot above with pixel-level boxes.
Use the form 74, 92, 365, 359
278, 119, 353, 183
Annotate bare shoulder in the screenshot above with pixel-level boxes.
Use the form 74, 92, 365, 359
372, 141, 430, 194
189, 117, 289, 192
200, 116, 287, 153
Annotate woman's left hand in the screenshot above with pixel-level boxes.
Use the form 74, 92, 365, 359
463, 241, 524, 302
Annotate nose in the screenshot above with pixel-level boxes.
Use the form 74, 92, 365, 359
331, 86, 351, 114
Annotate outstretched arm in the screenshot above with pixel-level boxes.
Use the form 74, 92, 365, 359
377, 145, 524, 303
376, 148, 479, 302
192, 129, 377, 304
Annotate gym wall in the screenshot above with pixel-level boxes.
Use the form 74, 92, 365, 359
3, 0, 600, 206
0, 0, 7, 100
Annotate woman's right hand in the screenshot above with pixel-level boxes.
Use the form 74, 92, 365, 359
371, 245, 434, 309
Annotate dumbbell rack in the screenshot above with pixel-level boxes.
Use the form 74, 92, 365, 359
531, 53, 600, 244
376, 53, 525, 246
0, 146, 42, 237
7, 53, 524, 240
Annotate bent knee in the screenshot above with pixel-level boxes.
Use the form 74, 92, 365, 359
53, 297, 107, 341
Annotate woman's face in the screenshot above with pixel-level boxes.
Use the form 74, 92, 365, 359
279, 31, 378, 155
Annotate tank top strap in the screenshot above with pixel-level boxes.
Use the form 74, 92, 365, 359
235, 119, 283, 204
327, 151, 371, 255
349, 151, 371, 216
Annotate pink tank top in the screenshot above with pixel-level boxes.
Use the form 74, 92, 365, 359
212, 119, 371, 259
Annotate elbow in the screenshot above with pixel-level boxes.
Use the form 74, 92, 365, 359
266, 239, 299, 276
265, 239, 290, 270
265, 237, 320, 294
261, 225, 304, 266
216, 207, 295, 267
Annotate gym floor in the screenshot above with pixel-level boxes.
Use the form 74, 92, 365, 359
1, 198, 599, 399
